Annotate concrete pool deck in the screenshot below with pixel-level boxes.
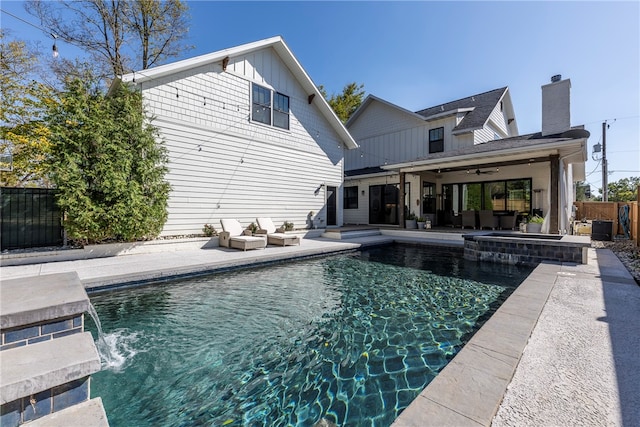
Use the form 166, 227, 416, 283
1, 232, 639, 426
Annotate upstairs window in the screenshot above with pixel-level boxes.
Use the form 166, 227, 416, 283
273, 92, 290, 130
429, 127, 444, 153
251, 83, 290, 130
252, 84, 271, 125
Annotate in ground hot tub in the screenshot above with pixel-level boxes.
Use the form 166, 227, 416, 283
463, 231, 591, 266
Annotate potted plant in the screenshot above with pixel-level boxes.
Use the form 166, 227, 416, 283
526, 215, 544, 233
405, 212, 418, 229
417, 216, 426, 230
247, 222, 258, 235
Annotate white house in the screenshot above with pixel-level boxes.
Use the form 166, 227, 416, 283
344, 76, 589, 234
113, 36, 357, 237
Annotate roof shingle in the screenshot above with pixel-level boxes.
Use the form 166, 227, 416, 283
415, 87, 508, 133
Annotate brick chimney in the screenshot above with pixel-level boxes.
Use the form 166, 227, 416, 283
541, 75, 571, 136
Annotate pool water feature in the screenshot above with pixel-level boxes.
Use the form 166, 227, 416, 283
87, 245, 532, 427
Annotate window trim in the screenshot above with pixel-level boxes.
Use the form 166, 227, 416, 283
251, 83, 290, 130
429, 127, 444, 153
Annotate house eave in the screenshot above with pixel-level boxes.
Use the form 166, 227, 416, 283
382, 137, 588, 173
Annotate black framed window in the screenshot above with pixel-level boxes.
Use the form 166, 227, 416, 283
443, 178, 531, 214
429, 127, 444, 153
344, 186, 358, 209
273, 92, 290, 130
252, 84, 271, 125
251, 83, 290, 130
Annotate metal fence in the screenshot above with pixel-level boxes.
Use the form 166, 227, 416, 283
1, 187, 63, 250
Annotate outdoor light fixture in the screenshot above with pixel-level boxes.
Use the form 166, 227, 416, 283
51, 33, 58, 58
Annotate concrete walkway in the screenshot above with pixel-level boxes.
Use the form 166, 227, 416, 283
492, 248, 640, 427
1, 234, 638, 426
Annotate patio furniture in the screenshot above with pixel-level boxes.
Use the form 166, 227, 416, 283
479, 210, 499, 230
219, 219, 267, 251
256, 217, 300, 246
461, 210, 476, 229
499, 211, 519, 230
443, 210, 462, 228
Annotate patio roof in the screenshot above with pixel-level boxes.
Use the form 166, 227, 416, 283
381, 127, 590, 174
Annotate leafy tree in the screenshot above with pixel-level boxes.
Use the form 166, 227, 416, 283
575, 180, 591, 201
319, 82, 365, 123
0, 30, 53, 187
594, 177, 639, 202
125, 0, 192, 70
25, 0, 191, 83
46, 77, 170, 243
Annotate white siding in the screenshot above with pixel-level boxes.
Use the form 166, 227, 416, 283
474, 103, 509, 144
345, 102, 474, 170
140, 48, 346, 236
343, 176, 400, 225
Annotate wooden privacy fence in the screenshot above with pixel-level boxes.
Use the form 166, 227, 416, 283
573, 200, 638, 244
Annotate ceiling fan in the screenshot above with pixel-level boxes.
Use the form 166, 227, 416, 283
466, 167, 498, 175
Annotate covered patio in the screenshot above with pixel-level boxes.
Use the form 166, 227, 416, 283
383, 129, 590, 234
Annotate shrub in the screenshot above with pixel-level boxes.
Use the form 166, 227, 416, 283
202, 224, 217, 237
283, 221, 294, 231
48, 79, 170, 244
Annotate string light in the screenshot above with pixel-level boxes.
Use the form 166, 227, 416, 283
0, 9, 63, 58
52, 34, 59, 58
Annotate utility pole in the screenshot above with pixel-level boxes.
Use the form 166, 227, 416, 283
602, 121, 608, 202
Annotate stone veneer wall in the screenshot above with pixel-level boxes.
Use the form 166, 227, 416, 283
1, 315, 83, 351
0, 272, 107, 427
1, 377, 90, 424
464, 233, 590, 266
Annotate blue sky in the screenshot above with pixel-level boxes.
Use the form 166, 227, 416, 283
2, 1, 639, 193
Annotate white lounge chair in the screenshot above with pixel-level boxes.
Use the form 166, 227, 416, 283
219, 219, 266, 251
256, 217, 300, 247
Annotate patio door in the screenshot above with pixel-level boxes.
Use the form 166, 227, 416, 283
369, 184, 399, 225
326, 186, 337, 226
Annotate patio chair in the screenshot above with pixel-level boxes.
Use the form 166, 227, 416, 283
461, 210, 476, 229
256, 217, 300, 247
219, 219, 267, 251
479, 210, 499, 230
499, 211, 519, 230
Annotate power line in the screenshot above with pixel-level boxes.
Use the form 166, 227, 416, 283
1, 8, 61, 57
0, 8, 57, 39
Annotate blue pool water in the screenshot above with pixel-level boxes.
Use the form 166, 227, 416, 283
87, 244, 532, 427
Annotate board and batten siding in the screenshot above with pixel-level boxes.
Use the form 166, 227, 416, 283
139, 47, 346, 236
345, 99, 486, 173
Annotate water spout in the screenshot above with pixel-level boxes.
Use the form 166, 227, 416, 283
87, 302, 130, 371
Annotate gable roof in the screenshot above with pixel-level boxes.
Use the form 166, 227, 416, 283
415, 87, 511, 133
347, 87, 518, 136
115, 36, 357, 150
345, 94, 426, 127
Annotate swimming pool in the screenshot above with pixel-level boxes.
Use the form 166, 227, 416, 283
87, 244, 532, 426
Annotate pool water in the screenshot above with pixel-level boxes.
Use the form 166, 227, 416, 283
87, 244, 532, 427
